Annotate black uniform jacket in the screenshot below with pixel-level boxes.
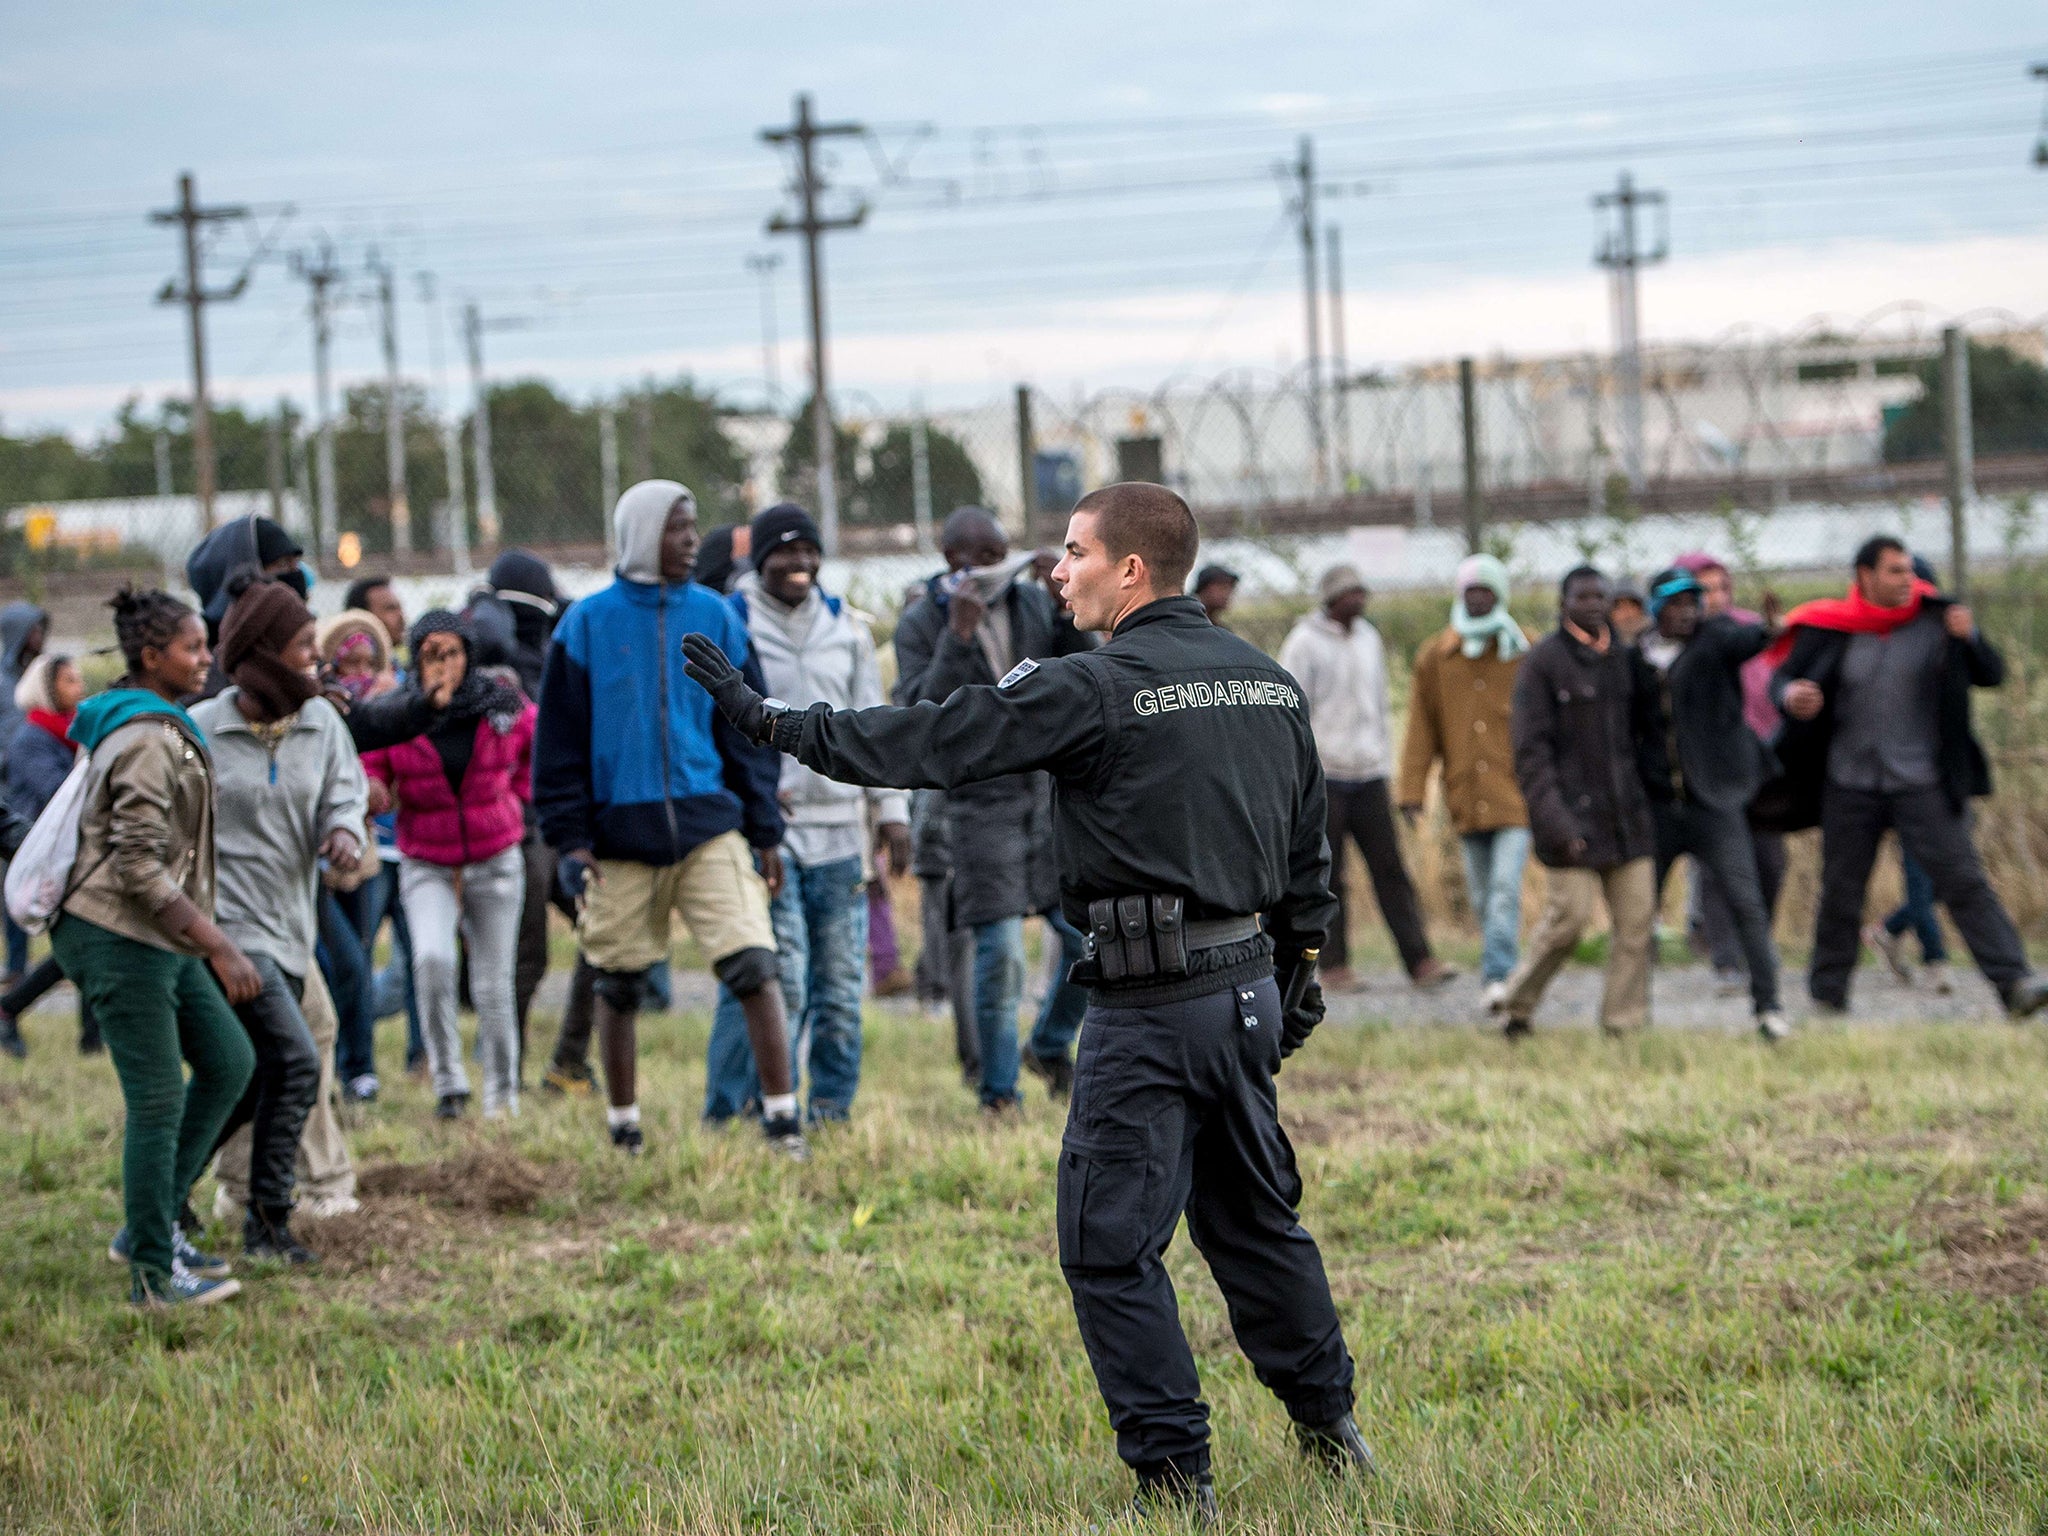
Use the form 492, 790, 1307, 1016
789, 596, 1338, 959
1763, 599, 2002, 832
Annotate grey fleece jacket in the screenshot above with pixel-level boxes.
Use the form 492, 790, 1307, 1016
188, 690, 369, 978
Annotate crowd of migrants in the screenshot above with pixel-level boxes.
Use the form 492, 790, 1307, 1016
0, 495, 2040, 1320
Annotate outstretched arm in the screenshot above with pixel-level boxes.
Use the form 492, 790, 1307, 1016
684, 632, 1105, 791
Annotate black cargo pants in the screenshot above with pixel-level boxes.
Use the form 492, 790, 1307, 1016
1057, 973, 1355, 1479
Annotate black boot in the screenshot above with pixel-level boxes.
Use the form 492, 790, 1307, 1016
244, 1205, 318, 1265
2002, 974, 2048, 1020
1294, 1413, 1377, 1477
1132, 1466, 1218, 1528
0, 1010, 23, 1060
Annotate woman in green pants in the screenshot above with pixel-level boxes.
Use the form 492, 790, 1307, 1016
50, 586, 263, 1308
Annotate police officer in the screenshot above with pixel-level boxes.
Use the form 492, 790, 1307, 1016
683, 482, 1371, 1522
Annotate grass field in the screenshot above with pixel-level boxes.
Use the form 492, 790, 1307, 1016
3, 1000, 2048, 1533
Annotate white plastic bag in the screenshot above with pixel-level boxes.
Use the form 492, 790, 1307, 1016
4, 755, 93, 935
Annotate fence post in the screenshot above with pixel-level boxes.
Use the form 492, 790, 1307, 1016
598, 406, 620, 554
1942, 325, 1973, 601
910, 400, 934, 554
1459, 356, 1484, 555
1014, 384, 1036, 539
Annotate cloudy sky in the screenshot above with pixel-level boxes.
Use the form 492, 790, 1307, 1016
3, 2, 2045, 436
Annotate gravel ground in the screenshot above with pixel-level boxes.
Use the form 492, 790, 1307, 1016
1315, 958, 2017, 1035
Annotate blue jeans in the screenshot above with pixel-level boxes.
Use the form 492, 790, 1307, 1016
704, 855, 868, 1124
972, 917, 1025, 1107
1028, 909, 1090, 1063
318, 889, 374, 1083
1884, 849, 1948, 963
357, 861, 425, 1068
1460, 826, 1530, 984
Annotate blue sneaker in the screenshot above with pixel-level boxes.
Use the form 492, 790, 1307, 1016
108, 1224, 233, 1280
130, 1263, 241, 1310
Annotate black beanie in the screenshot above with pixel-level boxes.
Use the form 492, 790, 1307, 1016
252, 516, 302, 568
487, 547, 559, 606
750, 502, 822, 558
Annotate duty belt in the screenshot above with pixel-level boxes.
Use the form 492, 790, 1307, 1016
1085, 895, 1261, 983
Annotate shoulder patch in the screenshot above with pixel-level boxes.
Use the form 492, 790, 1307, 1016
997, 658, 1040, 689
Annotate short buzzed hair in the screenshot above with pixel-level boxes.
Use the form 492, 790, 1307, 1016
1854, 534, 1906, 571
1074, 482, 1198, 594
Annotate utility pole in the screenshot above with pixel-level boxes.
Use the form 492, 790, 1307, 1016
1593, 171, 1668, 493
1326, 222, 1350, 494
763, 92, 868, 556
416, 273, 468, 572
290, 241, 344, 559
1459, 357, 1484, 555
746, 252, 784, 400
461, 301, 500, 547
1942, 325, 1974, 600
1281, 136, 1328, 497
150, 172, 249, 529
368, 250, 411, 553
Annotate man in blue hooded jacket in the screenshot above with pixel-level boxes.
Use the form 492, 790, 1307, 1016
534, 479, 803, 1159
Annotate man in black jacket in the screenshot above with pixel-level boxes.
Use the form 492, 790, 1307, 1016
1771, 536, 2046, 1017
892, 505, 1094, 1110
1499, 566, 1668, 1036
685, 482, 1371, 1523
1639, 569, 1787, 1039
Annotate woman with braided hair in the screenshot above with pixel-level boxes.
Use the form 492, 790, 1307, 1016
362, 611, 534, 1119
53, 585, 260, 1308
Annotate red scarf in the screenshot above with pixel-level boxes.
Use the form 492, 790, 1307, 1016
1761, 578, 1937, 669
27, 708, 74, 744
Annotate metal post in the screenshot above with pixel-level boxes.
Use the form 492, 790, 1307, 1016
1326, 223, 1351, 494
154, 429, 174, 499
372, 252, 411, 553
264, 407, 286, 522
1290, 137, 1327, 496
1942, 325, 1974, 600
1594, 171, 1668, 495
1459, 357, 1484, 554
1015, 384, 1037, 537
462, 302, 498, 547
599, 405, 620, 549
910, 399, 934, 553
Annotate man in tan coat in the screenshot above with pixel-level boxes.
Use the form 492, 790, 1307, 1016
1396, 555, 1530, 1006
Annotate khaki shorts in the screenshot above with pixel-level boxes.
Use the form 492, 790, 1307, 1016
577, 831, 776, 973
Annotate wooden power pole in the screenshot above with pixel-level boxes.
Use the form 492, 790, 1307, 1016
151, 172, 249, 529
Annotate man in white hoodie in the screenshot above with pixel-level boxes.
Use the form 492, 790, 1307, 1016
1278, 566, 1455, 992
703, 505, 912, 1123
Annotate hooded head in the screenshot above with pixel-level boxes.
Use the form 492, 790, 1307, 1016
219, 572, 318, 720
186, 515, 305, 636
612, 479, 695, 585
13, 652, 73, 716
316, 609, 392, 694
0, 601, 49, 677
487, 548, 561, 612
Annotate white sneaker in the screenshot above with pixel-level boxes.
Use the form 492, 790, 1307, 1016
1483, 981, 1508, 1013
1756, 1010, 1791, 1042
1925, 961, 1954, 996
211, 1186, 245, 1227
300, 1191, 362, 1221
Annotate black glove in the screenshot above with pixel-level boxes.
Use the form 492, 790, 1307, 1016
681, 633, 770, 742
1274, 949, 1325, 1062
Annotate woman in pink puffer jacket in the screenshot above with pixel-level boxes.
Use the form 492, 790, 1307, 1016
362, 611, 534, 1119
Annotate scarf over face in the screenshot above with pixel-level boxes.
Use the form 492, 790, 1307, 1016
1450, 553, 1528, 660
219, 576, 319, 721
